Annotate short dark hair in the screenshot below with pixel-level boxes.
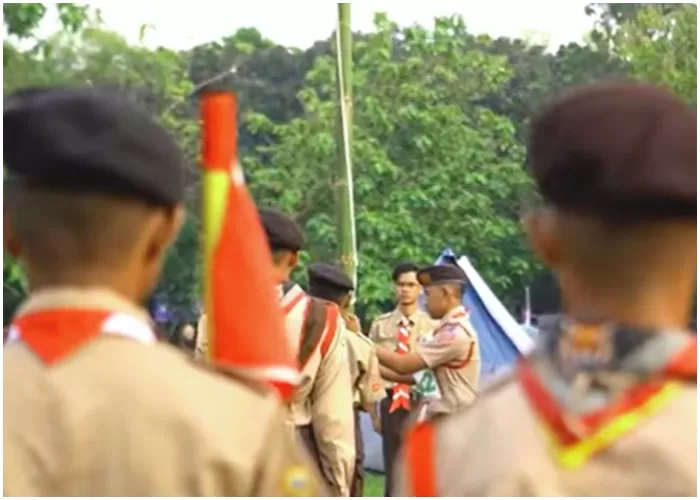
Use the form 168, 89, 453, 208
392, 262, 419, 282
446, 282, 465, 298
7, 186, 160, 271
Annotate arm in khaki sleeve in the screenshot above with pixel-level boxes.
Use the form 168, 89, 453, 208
361, 349, 386, 434
416, 326, 472, 369
253, 406, 329, 497
376, 347, 428, 375
310, 321, 356, 496
380, 365, 416, 384
359, 349, 387, 411
195, 314, 209, 361
368, 319, 380, 342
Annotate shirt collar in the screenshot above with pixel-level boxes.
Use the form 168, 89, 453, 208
17, 286, 152, 324
393, 308, 422, 326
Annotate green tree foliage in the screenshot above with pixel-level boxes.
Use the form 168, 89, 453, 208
243, 14, 536, 317
4, 3, 694, 322
613, 4, 696, 106
3, 3, 89, 38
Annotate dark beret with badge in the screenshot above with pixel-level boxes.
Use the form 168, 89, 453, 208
258, 207, 305, 252
527, 80, 696, 221
417, 264, 468, 287
3, 86, 185, 206
308, 262, 354, 292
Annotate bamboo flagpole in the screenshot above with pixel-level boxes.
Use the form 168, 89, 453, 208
335, 3, 358, 291
199, 91, 298, 400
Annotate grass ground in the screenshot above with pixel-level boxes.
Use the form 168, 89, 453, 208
364, 472, 386, 497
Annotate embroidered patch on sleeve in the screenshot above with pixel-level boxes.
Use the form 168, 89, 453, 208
281, 465, 314, 496
435, 325, 458, 343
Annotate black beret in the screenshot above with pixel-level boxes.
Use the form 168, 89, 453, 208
258, 207, 304, 251
527, 80, 696, 220
308, 262, 354, 291
4, 86, 185, 206
417, 264, 468, 287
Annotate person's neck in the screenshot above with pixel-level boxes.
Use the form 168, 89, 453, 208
26, 267, 143, 304
274, 266, 292, 284
445, 300, 463, 315
560, 279, 693, 331
398, 303, 418, 318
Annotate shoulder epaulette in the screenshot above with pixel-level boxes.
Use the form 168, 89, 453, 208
190, 359, 273, 396
374, 311, 394, 322
351, 330, 375, 347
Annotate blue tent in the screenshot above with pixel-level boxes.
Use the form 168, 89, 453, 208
362, 248, 534, 473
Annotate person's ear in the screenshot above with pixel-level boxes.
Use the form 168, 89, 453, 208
341, 293, 352, 311
288, 251, 300, 269
523, 208, 563, 270
144, 205, 185, 265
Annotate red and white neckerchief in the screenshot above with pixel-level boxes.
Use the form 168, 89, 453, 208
389, 317, 412, 413
8, 308, 156, 365
280, 283, 307, 316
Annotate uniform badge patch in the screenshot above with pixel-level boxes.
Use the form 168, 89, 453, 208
281, 465, 314, 496
435, 325, 457, 343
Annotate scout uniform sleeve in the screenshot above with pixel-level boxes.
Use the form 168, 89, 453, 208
368, 316, 383, 342
253, 406, 329, 497
416, 324, 472, 369
310, 318, 356, 496
359, 347, 387, 410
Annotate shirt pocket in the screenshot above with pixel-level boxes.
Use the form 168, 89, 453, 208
374, 324, 398, 346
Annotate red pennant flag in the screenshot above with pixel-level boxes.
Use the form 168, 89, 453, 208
200, 91, 298, 400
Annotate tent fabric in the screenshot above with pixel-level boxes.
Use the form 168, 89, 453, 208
362, 248, 534, 474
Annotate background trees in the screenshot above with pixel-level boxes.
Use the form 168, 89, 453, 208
4, 3, 696, 325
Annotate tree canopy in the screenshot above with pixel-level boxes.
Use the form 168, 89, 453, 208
3, 3, 696, 325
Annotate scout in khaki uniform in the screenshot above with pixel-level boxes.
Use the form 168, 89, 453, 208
2, 87, 326, 497
368, 262, 436, 496
307, 262, 387, 497
258, 209, 356, 497
375, 264, 481, 418
395, 81, 697, 496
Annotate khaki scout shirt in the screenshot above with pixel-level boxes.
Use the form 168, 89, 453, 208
394, 374, 697, 496
4, 287, 327, 497
369, 308, 437, 389
342, 323, 386, 409
280, 283, 356, 497
415, 305, 481, 413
